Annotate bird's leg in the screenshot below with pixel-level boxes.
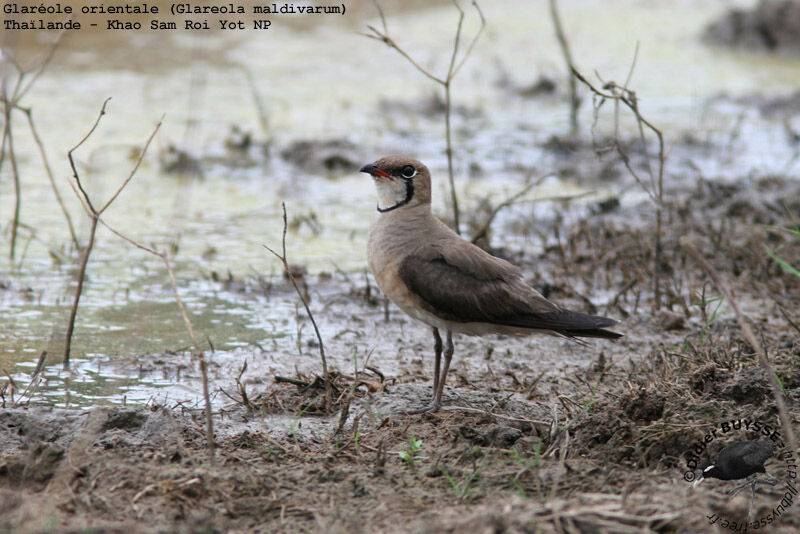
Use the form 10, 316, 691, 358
430, 331, 454, 411
401, 330, 453, 414
748, 481, 756, 521
729, 476, 756, 497
432, 327, 442, 396
762, 473, 779, 486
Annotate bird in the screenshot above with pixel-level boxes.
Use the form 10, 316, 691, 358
693, 440, 776, 488
360, 155, 622, 413
693, 440, 777, 520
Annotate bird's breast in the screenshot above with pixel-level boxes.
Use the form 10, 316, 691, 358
368, 216, 437, 324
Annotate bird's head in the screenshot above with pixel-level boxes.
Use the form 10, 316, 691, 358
693, 463, 719, 488
360, 155, 431, 213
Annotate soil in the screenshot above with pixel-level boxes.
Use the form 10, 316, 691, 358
2, 157, 800, 532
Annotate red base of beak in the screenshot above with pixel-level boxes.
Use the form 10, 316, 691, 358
360, 163, 393, 179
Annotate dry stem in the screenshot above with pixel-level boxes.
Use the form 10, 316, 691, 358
365, 0, 485, 235
572, 62, 667, 310
549, 0, 579, 136
681, 237, 798, 461
264, 202, 333, 413
21, 107, 80, 250
64, 98, 160, 367
470, 173, 555, 244
0, 33, 68, 259
64, 100, 216, 463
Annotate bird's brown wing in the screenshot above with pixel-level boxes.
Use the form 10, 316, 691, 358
397, 249, 621, 338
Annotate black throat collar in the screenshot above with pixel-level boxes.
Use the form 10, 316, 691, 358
377, 179, 414, 213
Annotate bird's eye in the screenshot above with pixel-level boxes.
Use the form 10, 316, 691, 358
401, 165, 416, 178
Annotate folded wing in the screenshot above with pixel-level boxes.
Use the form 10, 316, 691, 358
398, 248, 621, 339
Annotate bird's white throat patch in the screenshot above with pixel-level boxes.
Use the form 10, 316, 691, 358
373, 178, 408, 211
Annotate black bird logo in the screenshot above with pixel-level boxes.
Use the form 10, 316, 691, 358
693, 441, 778, 518
694, 441, 775, 486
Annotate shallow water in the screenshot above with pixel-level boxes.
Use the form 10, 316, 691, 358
1, 0, 798, 407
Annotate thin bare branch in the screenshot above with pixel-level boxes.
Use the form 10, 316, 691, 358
14, 30, 66, 102
363, 25, 444, 85
451, 1, 486, 79
365, 1, 486, 235
572, 63, 667, 309
68, 97, 112, 215
1, 56, 26, 106
21, 106, 81, 251
371, 0, 388, 34
681, 237, 798, 460
14, 350, 48, 406
470, 173, 553, 244
5, 114, 22, 261
63, 216, 98, 367
162, 250, 216, 464
98, 218, 160, 256
264, 202, 333, 413
445, 0, 466, 82
66, 175, 93, 218
550, 0, 580, 136
97, 115, 163, 215
62, 100, 216, 463
572, 68, 665, 160
623, 41, 640, 90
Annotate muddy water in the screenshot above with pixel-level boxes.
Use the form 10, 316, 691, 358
1, 0, 798, 407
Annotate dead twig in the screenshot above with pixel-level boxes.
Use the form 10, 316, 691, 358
64, 98, 159, 367
572, 55, 667, 310
681, 237, 798, 461
0, 32, 69, 260
470, 173, 554, 244
265, 202, 333, 413
364, 0, 486, 235
13, 350, 47, 406
98, 217, 217, 463
21, 106, 80, 251
62, 99, 217, 462
2, 111, 22, 262
549, 0, 579, 136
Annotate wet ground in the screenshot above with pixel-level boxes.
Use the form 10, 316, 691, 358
2, 167, 800, 532
2, 0, 800, 532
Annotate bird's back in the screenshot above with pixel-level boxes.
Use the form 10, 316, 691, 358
718, 441, 774, 479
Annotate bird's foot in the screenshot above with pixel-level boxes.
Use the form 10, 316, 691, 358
728, 481, 752, 497
729, 475, 779, 496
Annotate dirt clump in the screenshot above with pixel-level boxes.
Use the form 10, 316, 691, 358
280, 138, 366, 175
619, 386, 666, 423
703, 0, 800, 55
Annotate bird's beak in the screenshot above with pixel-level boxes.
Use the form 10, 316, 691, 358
360, 162, 393, 179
